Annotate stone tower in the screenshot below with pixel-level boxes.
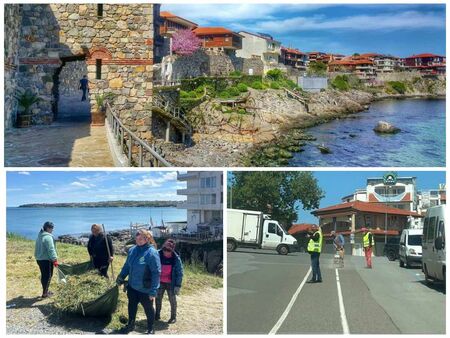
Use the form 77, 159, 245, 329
4, 3, 158, 141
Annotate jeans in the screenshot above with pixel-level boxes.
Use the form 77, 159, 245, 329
156, 282, 177, 319
36, 260, 54, 295
81, 88, 87, 101
310, 252, 322, 281
127, 286, 155, 331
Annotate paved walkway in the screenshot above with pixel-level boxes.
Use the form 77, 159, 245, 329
5, 95, 114, 167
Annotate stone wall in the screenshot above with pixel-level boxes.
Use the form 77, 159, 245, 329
375, 71, 423, 82
11, 3, 156, 138
4, 5, 22, 128
158, 49, 265, 81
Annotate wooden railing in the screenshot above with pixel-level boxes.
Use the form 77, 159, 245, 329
106, 103, 171, 167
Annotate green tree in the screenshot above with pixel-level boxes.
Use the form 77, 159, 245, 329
228, 172, 324, 229
307, 61, 327, 76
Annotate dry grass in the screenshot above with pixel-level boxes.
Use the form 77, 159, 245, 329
7, 234, 223, 333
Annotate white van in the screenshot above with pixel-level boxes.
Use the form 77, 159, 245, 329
399, 229, 422, 268
422, 205, 445, 283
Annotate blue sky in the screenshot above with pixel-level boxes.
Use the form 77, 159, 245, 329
6, 171, 187, 207
162, 4, 446, 56
228, 171, 446, 224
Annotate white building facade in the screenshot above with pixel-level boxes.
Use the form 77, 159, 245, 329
236, 31, 282, 72
177, 171, 223, 237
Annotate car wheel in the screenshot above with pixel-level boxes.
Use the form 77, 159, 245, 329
387, 250, 396, 261
399, 258, 404, 268
277, 245, 289, 255
227, 240, 237, 252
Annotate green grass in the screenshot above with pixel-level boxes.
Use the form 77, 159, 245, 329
7, 235, 222, 330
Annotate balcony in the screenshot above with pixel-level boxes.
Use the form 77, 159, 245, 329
177, 172, 199, 181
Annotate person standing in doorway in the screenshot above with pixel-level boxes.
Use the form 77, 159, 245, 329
307, 225, 323, 283
87, 224, 114, 278
362, 227, 374, 268
79, 75, 89, 101
34, 221, 58, 298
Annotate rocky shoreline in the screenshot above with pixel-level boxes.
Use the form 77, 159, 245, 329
58, 229, 224, 276
160, 79, 445, 166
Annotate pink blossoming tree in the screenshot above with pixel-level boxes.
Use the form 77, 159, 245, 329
171, 29, 202, 56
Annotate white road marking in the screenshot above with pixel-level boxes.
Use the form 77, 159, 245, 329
269, 267, 311, 335
335, 268, 350, 334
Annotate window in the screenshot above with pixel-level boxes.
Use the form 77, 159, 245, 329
268, 223, 277, 234
97, 4, 104, 17
201, 176, 216, 188
426, 217, 437, 243
96, 59, 102, 79
408, 235, 422, 246
200, 194, 216, 205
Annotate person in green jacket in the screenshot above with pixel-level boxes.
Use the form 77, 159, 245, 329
34, 221, 58, 298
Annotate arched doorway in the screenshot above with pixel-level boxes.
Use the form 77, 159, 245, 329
53, 54, 91, 123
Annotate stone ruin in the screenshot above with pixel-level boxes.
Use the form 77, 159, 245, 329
4, 4, 159, 143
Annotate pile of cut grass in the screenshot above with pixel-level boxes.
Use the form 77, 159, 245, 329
53, 271, 115, 313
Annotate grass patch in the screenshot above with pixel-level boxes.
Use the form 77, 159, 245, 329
387, 81, 407, 94
7, 236, 222, 330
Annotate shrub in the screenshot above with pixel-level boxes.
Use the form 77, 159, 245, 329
237, 83, 248, 92
229, 70, 242, 77
250, 81, 264, 90
388, 81, 407, 94
228, 86, 240, 97
266, 69, 284, 81
270, 82, 281, 89
331, 75, 350, 91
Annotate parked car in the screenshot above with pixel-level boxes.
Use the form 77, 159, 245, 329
383, 236, 400, 261
422, 205, 445, 283
399, 229, 422, 268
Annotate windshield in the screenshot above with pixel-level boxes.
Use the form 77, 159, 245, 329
408, 235, 422, 246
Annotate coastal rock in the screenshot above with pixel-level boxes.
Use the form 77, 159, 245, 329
373, 121, 401, 134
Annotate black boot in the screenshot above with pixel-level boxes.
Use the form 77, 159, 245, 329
147, 328, 155, 334
118, 321, 135, 334
155, 313, 160, 321
168, 316, 176, 324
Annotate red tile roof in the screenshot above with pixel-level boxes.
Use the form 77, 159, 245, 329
406, 53, 445, 59
312, 200, 422, 217
282, 47, 306, 55
160, 11, 176, 18
288, 223, 317, 235
160, 11, 198, 27
193, 27, 236, 35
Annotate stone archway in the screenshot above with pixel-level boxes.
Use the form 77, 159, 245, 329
53, 54, 91, 122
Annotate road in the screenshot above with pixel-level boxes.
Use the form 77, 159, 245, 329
227, 249, 445, 334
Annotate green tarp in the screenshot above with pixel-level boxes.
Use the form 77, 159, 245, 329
75, 284, 119, 317
58, 261, 93, 276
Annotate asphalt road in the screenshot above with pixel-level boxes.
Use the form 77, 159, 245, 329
227, 249, 445, 334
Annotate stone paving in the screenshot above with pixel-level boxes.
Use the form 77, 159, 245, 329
5, 95, 114, 167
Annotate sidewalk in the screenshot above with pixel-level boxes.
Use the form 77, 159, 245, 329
5, 122, 114, 167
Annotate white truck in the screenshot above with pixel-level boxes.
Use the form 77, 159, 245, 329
227, 208, 298, 255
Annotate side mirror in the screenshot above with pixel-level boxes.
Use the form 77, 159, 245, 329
435, 237, 443, 250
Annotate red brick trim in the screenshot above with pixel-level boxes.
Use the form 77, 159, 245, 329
86, 59, 154, 65
19, 58, 61, 65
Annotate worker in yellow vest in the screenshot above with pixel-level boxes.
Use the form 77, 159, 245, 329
307, 225, 323, 283
362, 227, 374, 268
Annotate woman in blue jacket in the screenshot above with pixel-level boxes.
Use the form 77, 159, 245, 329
155, 239, 183, 324
116, 229, 161, 334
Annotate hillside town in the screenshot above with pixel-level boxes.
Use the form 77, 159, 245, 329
156, 9, 446, 82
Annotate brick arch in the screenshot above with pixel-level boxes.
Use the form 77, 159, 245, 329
86, 46, 112, 64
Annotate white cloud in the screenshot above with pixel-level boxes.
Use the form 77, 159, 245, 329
18, 171, 30, 175
70, 181, 94, 189
129, 172, 178, 188
42, 183, 50, 187
240, 11, 445, 34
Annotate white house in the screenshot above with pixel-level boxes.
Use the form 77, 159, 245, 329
236, 31, 283, 72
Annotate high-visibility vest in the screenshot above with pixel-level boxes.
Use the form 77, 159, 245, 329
307, 228, 323, 253
363, 232, 374, 248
